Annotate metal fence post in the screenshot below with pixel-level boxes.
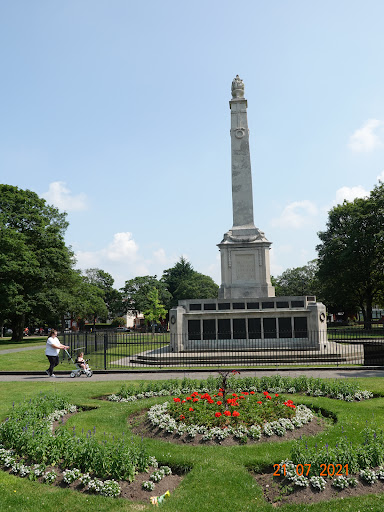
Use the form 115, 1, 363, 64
104, 331, 108, 370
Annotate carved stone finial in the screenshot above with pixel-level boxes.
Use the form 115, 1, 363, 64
231, 75, 244, 99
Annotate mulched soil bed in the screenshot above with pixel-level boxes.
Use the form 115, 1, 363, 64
128, 409, 328, 446
1, 462, 183, 502
254, 469, 384, 506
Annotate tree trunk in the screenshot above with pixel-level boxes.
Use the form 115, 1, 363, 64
364, 295, 373, 330
11, 314, 25, 341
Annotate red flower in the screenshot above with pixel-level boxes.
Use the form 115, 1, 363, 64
275, 394, 279, 397
257, 401, 262, 405
215, 412, 222, 417
250, 391, 255, 395
189, 407, 194, 412
218, 392, 223, 397
242, 392, 249, 395
173, 397, 181, 402
186, 397, 192, 401
182, 400, 186, 403
219, 388, 224, 392
217, 401, 222, 405
284, 399, 296, 409
239, 396, 245, 400
232, 411, 240, 417
267, 396, 271, 400
263, 391, 269, 396
193, 398, 199, 402
224, 410, 231, 417
232, 393, 237, 397
180, 415, 185, 420
207, 399, 214, 404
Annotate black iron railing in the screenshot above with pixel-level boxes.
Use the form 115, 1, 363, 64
62, 329, 384, 370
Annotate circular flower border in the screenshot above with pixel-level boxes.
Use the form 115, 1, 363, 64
146, 400, 314, 443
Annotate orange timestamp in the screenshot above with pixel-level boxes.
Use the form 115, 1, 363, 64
274, 463, 349, 477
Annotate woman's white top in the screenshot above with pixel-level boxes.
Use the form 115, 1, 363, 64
45, 336, 60, 356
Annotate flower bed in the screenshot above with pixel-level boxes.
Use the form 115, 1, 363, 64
146, 390, 314, 443
257, 427, 384, 503
0, 392, 173, 498
108, 374, 373, 404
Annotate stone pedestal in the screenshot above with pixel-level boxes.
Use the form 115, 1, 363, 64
218, 230, 275, 299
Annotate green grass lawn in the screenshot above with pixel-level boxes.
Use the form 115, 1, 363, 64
1, 377, 384, 511
0, 337, 47, 351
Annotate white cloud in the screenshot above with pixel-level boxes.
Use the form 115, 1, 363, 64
74, 232, 176, 287
106, 232, 139, 262
42, 181, 87, 211
271, 200, 318, 229
76, 232, 139, 268
348, 119, 383, 152
152, 248, 168, 266
377, 170, 384, 182
75, 250, 101, 269
335, 185, 369, 204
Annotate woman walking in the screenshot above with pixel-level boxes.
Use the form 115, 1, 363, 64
45, 329, 69, 377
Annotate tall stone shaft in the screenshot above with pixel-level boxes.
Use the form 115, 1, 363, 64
217, 76, 275, 299
230, 75, 255, 236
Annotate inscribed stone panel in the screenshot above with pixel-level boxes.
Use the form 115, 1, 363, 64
235, 254, 255, 281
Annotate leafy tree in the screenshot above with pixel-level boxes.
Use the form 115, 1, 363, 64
316, 182, 384, 328
172, 272, 219, 302
142, 288, 167, 331
162, 257, 194, 301
121, 276, 171, 315
84, 268, 123, 318
162, 257, 218, 307
0, 185, 74, 340
110, 317, 127, 327
73, 276, 109, 329
272, 260, 320, 297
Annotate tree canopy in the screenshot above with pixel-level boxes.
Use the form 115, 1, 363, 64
271, 260, 320, 298
162, 257, 218, 307
120, 276, 171, 315
0, 185, 74, 340
142, 288, 167, 329
316, 182, 384, 328
84, 268, 123, 319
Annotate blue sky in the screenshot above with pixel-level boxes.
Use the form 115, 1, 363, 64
2, 1, 384, 288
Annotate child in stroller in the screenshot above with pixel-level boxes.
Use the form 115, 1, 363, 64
69, 351, 93, 378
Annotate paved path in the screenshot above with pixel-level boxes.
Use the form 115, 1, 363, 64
1, 344, 384, 381
0, 345, 45, 355
1, 368, 384, 382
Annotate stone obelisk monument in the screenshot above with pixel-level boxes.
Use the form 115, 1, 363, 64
218, 76, 275, 299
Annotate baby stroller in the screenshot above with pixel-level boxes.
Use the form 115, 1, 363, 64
65, 349, 93, 378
